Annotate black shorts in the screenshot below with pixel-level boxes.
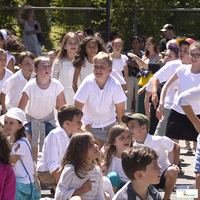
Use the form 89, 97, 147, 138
166, 109, 199, 142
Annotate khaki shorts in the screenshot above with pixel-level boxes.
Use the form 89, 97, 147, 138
154, 108, 170, 136
37, 171, 57, 188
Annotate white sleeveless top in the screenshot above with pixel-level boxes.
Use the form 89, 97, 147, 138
22, 21, 41, 56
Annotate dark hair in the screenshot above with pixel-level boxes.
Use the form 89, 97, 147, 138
139, 35, 146, 44
104, 125, 132, 170
57, 32, 80, 61
18, 51, 35, 64
0, 29, 25, 52
73, 36, 107, 68
84, 29, 94, 36
0, 127, 11, 165
122, 146, 158, 180
34, 56, 50, 69
179, 40, 190, 48
61, 132, 95, 179
109, 30, 120, 41
58, 105, 83, 127
14, 121, 26, 143
131, 36, 140, 44
144, 37, 160, 58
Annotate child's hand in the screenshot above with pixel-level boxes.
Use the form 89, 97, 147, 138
80, 178, 96, 194
104, 192, 111, 200
156, 104, 164, 120
81, 124, 92, 132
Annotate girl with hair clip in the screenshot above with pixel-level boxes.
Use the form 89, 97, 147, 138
3, 107, 40, 200
0, 127, 16, 200
72, 36, 126, 93
17, 5, 42, 56
51, 32, 79, 105
104, 125, 132, 193
0, 29, 25, 73
55, 132, 104, 200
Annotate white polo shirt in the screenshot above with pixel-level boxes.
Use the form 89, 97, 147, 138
133, 133, 174, 175
2, 70, 35, 110
37, 126, 75, 173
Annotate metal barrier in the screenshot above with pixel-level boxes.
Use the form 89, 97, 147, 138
0, 6, 106, 51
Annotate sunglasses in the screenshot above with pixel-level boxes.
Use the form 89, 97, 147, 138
189, 53, 200, 58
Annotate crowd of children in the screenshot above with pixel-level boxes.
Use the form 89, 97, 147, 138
1, 5, 200, 200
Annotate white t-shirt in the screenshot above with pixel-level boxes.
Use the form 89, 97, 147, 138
37, 126, 75, 173
111, 69, 126, 85
106, 155, 129, 183
0, 68, 13, 92
55, 164, 104, 200
2, 70, 35, 110
10, 137, 34, 184
103, 176, 114, 199
23, 78, 64, 119
133, 133, 174, 175
172, 65, 200, 114
111, 54, 128, 78
5, 51, 15, 68
74, 74, 127, 128
178, 86, 200, 106
153, 60, 182, 109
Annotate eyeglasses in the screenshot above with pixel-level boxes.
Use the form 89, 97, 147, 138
189, 53, 200, 58
179, 50, 189, 54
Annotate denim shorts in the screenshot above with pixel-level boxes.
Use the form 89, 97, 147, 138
195, 135, 200, 172
25, 122, 55, 136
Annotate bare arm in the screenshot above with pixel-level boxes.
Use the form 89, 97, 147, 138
1, 92, 6, 114
115, 101, 125, 124
9, 154, 21, 166
74, 100, 84, 110
144, 91, 151, 119
72, 67, 81, 93
56, 91, 66, 109
156, 73, 178, 120
18, 92, 29, 110
17, 6, 26, 26
151, 76, 160, 109
127, 53, 148, 69
6, 59, 15, 73
123, 64, 130, 93
52, 168, 61, 184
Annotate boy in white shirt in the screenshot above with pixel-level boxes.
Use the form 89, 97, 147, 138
74, 51, 127, 148
37, 105, 83, 190
122, 113, 180, 200
1, 51, 35, 114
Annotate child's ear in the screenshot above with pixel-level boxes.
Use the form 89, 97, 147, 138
109, 67, 112, 73
135, 170, 144, 180
18, 63, 22, 69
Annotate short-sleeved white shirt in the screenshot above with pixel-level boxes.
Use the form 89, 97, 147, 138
111, 54, 128, 78
23, 78, 64, 119
5, 51, 15, 68
37, 126, 75, 173
10, 137, 34, 184
106, 155, 129, 183
74, 74, 127, 128
133, 133, 174, 175
2, 70, 35, 110
153, 60, 182, 109
0, 68, 13, 92
55, 164, 104, 200
172, 65, 200, 114
103, 176, 114, 198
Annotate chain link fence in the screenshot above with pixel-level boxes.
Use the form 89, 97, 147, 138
134, 9, 200, 44
0, 7, 106, 51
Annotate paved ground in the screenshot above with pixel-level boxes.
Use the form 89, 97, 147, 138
38, 140, 196, 200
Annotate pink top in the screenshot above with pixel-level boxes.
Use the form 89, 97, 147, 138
0, 161, 16, 200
